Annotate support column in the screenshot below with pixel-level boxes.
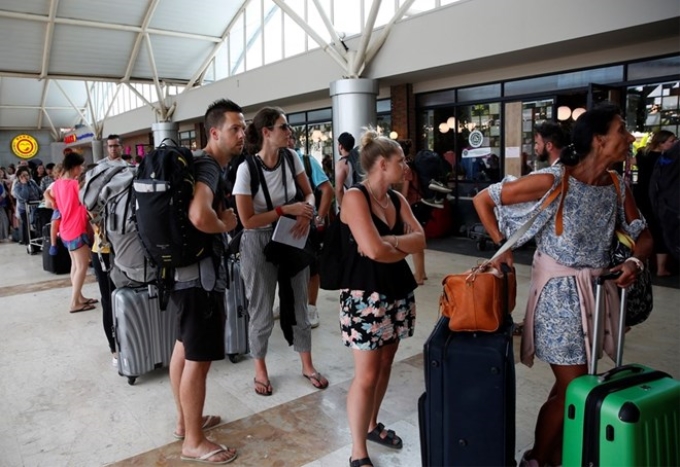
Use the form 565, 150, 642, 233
91, 140, 104, 162
330, 78, 379, 163
152, 122, 179, 146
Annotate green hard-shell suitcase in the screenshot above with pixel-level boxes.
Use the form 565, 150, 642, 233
563, 276, 680, 467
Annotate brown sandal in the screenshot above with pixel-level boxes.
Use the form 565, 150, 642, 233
253, 378, 272, 396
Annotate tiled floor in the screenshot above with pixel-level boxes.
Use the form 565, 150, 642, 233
0, 240, 678, 467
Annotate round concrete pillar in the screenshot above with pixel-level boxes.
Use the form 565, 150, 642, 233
91, 140, 104, 162
330, 78, 379, 163
152, 122, 179, 146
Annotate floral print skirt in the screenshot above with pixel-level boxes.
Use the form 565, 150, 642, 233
339, 289, 415, 350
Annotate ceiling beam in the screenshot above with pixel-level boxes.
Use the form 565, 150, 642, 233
143, 33, 167, 119
41, 108, 59, 140
310, 0, 347, 58
363, 0, 416, 69
0, 105, 86, 110
54, 79, 92, 130
102, 83, 123, 121
350, 0, 382, 77
185, 0, 251, 89
39, 0, 59, 79
0, 10, 221, 43
271, 0, 348, 74
37, 78, 51, 129
123, 0, 161, 82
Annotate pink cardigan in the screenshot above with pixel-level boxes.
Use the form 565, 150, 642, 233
521, 251, 621, 367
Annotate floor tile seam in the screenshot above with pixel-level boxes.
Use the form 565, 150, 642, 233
0, 275, 97, 299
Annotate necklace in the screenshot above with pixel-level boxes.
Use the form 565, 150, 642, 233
366, 180, 390, 210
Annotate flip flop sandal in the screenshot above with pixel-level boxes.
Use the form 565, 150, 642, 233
69, 304, 96, 313
303, 372, 329, 389
349, 456, 374, 467
180, 444, 237, 465
83, 298, 99, 305
253, 378, 272, 396
173, 414, 222, 440
367, 422, 403, 449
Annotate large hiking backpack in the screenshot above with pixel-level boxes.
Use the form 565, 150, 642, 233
133, 143, 221, 307
649, 141, 679, 259
413, 150, 450, 199
80, 162, 155, 288
341, 147, 363, 188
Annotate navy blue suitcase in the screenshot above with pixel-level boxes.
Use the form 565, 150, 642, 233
420, 316, 516, 467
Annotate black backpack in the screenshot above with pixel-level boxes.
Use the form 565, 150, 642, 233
342, 147, 363, 188
649, 142, 679, 259
133, 143, 219, 305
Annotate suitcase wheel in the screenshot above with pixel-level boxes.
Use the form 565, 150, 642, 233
228, 354, 238, 364
127, 377, 136, 386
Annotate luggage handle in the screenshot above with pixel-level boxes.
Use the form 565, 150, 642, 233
597, 363, 644, 383
590, 271, 628, 375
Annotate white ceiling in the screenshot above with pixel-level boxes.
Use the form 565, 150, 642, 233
0, 0, 251, 134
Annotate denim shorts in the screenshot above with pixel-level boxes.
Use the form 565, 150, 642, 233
51, 209, 61, 221
62, 233, 91, 251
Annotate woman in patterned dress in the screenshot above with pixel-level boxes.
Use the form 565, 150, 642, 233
339, 128, 426, 467
473, 103, 652, 467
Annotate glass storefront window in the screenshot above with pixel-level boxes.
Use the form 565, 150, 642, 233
457, 103, 502, 183
307, 123, 334, 165
179, 130, 196, 150
626, 80, 680, 136
627, 56, 680, 82
522, 99, 553, 173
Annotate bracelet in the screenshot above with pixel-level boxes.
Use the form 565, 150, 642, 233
495, 237, 507, 248
393, 235, 399, 250
625, 256, 644, 272
275, 206, 284, 217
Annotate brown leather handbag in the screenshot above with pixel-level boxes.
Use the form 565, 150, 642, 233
440, 263, 516, 332
440, 178, 566, 332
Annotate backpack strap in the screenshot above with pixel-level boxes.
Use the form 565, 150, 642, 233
302, 155, 316, 190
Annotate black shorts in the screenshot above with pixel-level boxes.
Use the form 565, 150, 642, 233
169, 287, 226, 361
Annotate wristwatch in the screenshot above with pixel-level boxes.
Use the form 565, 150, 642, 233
495, 238, 507, 248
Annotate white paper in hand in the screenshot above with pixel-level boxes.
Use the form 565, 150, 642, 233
272, 216, 308, 249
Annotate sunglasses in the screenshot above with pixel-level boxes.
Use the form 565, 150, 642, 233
271, 123, 291, 131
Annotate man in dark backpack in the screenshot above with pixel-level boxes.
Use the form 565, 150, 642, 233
289, 135, 334, 328
334, 131, 358, 209
168, 99, 243, 465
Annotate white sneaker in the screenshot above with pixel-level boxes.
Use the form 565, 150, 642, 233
111, 355, 118, 368
421, 197, 445, 209
273, 306, 280, 320
428, 180, 452, 193
308, 304, 320, 328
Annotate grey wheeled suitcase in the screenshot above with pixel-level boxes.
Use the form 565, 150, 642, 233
224, 254, 249, 363
112, 285, 177, 385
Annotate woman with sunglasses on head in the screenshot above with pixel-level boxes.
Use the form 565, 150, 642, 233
339, 128, 425, 467
473, 103, 652, 467
233, 106, 329, 396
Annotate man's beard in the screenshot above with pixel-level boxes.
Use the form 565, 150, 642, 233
536, 148, 549, 162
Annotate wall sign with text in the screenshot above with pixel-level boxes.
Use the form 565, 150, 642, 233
11, 134, 39, 159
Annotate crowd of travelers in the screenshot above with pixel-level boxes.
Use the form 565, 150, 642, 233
1, 98, 676, 467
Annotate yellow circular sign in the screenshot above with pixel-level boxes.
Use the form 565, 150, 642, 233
11, 134, 39, 159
